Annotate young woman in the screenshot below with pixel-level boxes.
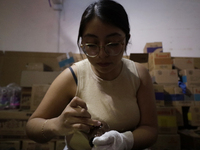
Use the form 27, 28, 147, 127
26, 0, 158, 150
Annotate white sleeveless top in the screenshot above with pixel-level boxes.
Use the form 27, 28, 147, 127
67, 58, 140, 150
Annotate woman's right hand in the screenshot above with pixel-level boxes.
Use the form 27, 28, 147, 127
50, 96, 101, 137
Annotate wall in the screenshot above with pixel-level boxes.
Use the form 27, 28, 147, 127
0, 0, 59, 52
0, 0, 200, 57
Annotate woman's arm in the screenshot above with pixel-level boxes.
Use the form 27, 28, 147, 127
26, 65, 101, 143
132, 62, 158, 150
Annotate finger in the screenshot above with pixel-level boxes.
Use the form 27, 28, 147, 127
69, 117, 101, 127
69, 97, 88, 109
93, 133, 113, 146
72, 123, 91, 133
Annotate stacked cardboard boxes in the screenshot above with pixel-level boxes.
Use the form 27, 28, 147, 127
143, 42, 200, 150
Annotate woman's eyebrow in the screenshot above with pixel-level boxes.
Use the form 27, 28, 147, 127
106, 33, 123, 38
83, 34, 98, 38
83, 33, 123, 38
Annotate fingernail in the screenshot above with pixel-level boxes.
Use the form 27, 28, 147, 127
97, 121, 101, 126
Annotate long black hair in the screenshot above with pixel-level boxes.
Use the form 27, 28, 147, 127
77, 0, 130, 47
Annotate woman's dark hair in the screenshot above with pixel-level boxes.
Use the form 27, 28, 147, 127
77, 0, 130, 47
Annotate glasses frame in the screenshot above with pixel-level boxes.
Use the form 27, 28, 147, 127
80, 37, 125, 57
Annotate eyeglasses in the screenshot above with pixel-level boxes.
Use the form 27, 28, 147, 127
80, 38, 125, 57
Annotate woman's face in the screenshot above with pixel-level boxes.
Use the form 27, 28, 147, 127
81, 17, 126, 80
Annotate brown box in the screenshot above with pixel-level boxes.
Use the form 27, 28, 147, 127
143, 42, 163, 53
179, 69, 200, 87
150, 69, 178, 86
0, 51, 3, 82
178, 129, 200, 150
129, 53, 149, 69
193, 87, 200, 105
156, 107, 178, 134
174, 106, 184, 126
0, 51, 65, 87
151, 134, 181, 150
0, 140, 21, 150
30, 84, 50, 111
194, 58, 200, 69
22, 140, 55, 150
0, 110, 32, 138
164, 86, 192, 106
188, 106, 200, 126
153, 84, 165, 106
173, 58, 194, 70
149, 52, 172, 71
72, 53, 87, 62
26, 63, 52, 71
20, 71, 60, 87
20, 87, 32, 110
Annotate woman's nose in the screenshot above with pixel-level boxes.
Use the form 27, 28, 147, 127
98, 46, 109, 58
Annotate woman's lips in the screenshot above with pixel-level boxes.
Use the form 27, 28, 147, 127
97, 63, 111, 67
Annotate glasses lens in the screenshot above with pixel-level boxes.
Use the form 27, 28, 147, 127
83, 44, 99, 57
105, 43, 122, 56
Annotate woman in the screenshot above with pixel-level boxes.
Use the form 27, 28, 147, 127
26, 0, 158, 150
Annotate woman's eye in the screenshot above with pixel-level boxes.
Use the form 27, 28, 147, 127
86, 44, 97, 48
107, 43, 120, 47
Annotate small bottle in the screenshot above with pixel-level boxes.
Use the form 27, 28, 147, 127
88, 121, 110, 147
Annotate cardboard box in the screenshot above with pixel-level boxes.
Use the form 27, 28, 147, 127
0, 140, 21, 150
0, 110, 32, 138
20, 71, 60, 87
22, 140, 55, 150
153, 84, 165, 106
30, 84, 50, 111
20, 87, 32, 110
72, 53, 87, 62
0, 51, 3, 83
164, 86, 190, 106
150, 134, 181, 150
174, 106, 184, 126
184, 87, 195, 103
150, 69, 178, 86
194, 58, 200, 69
148, 52, 172, 71
129, 53, 149, 69
178, 129, 200, 150
0, 51, 65, 87
26, 63, 52, 71
188, 106, 200, 126
173, 58, 194, 70
179, 69, 200, 87
156, 107, 178, 134
143, 42, 163, 53
193, 87, 200, 105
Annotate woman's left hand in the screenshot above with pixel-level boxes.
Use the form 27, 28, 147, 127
92, 130, 134, 150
